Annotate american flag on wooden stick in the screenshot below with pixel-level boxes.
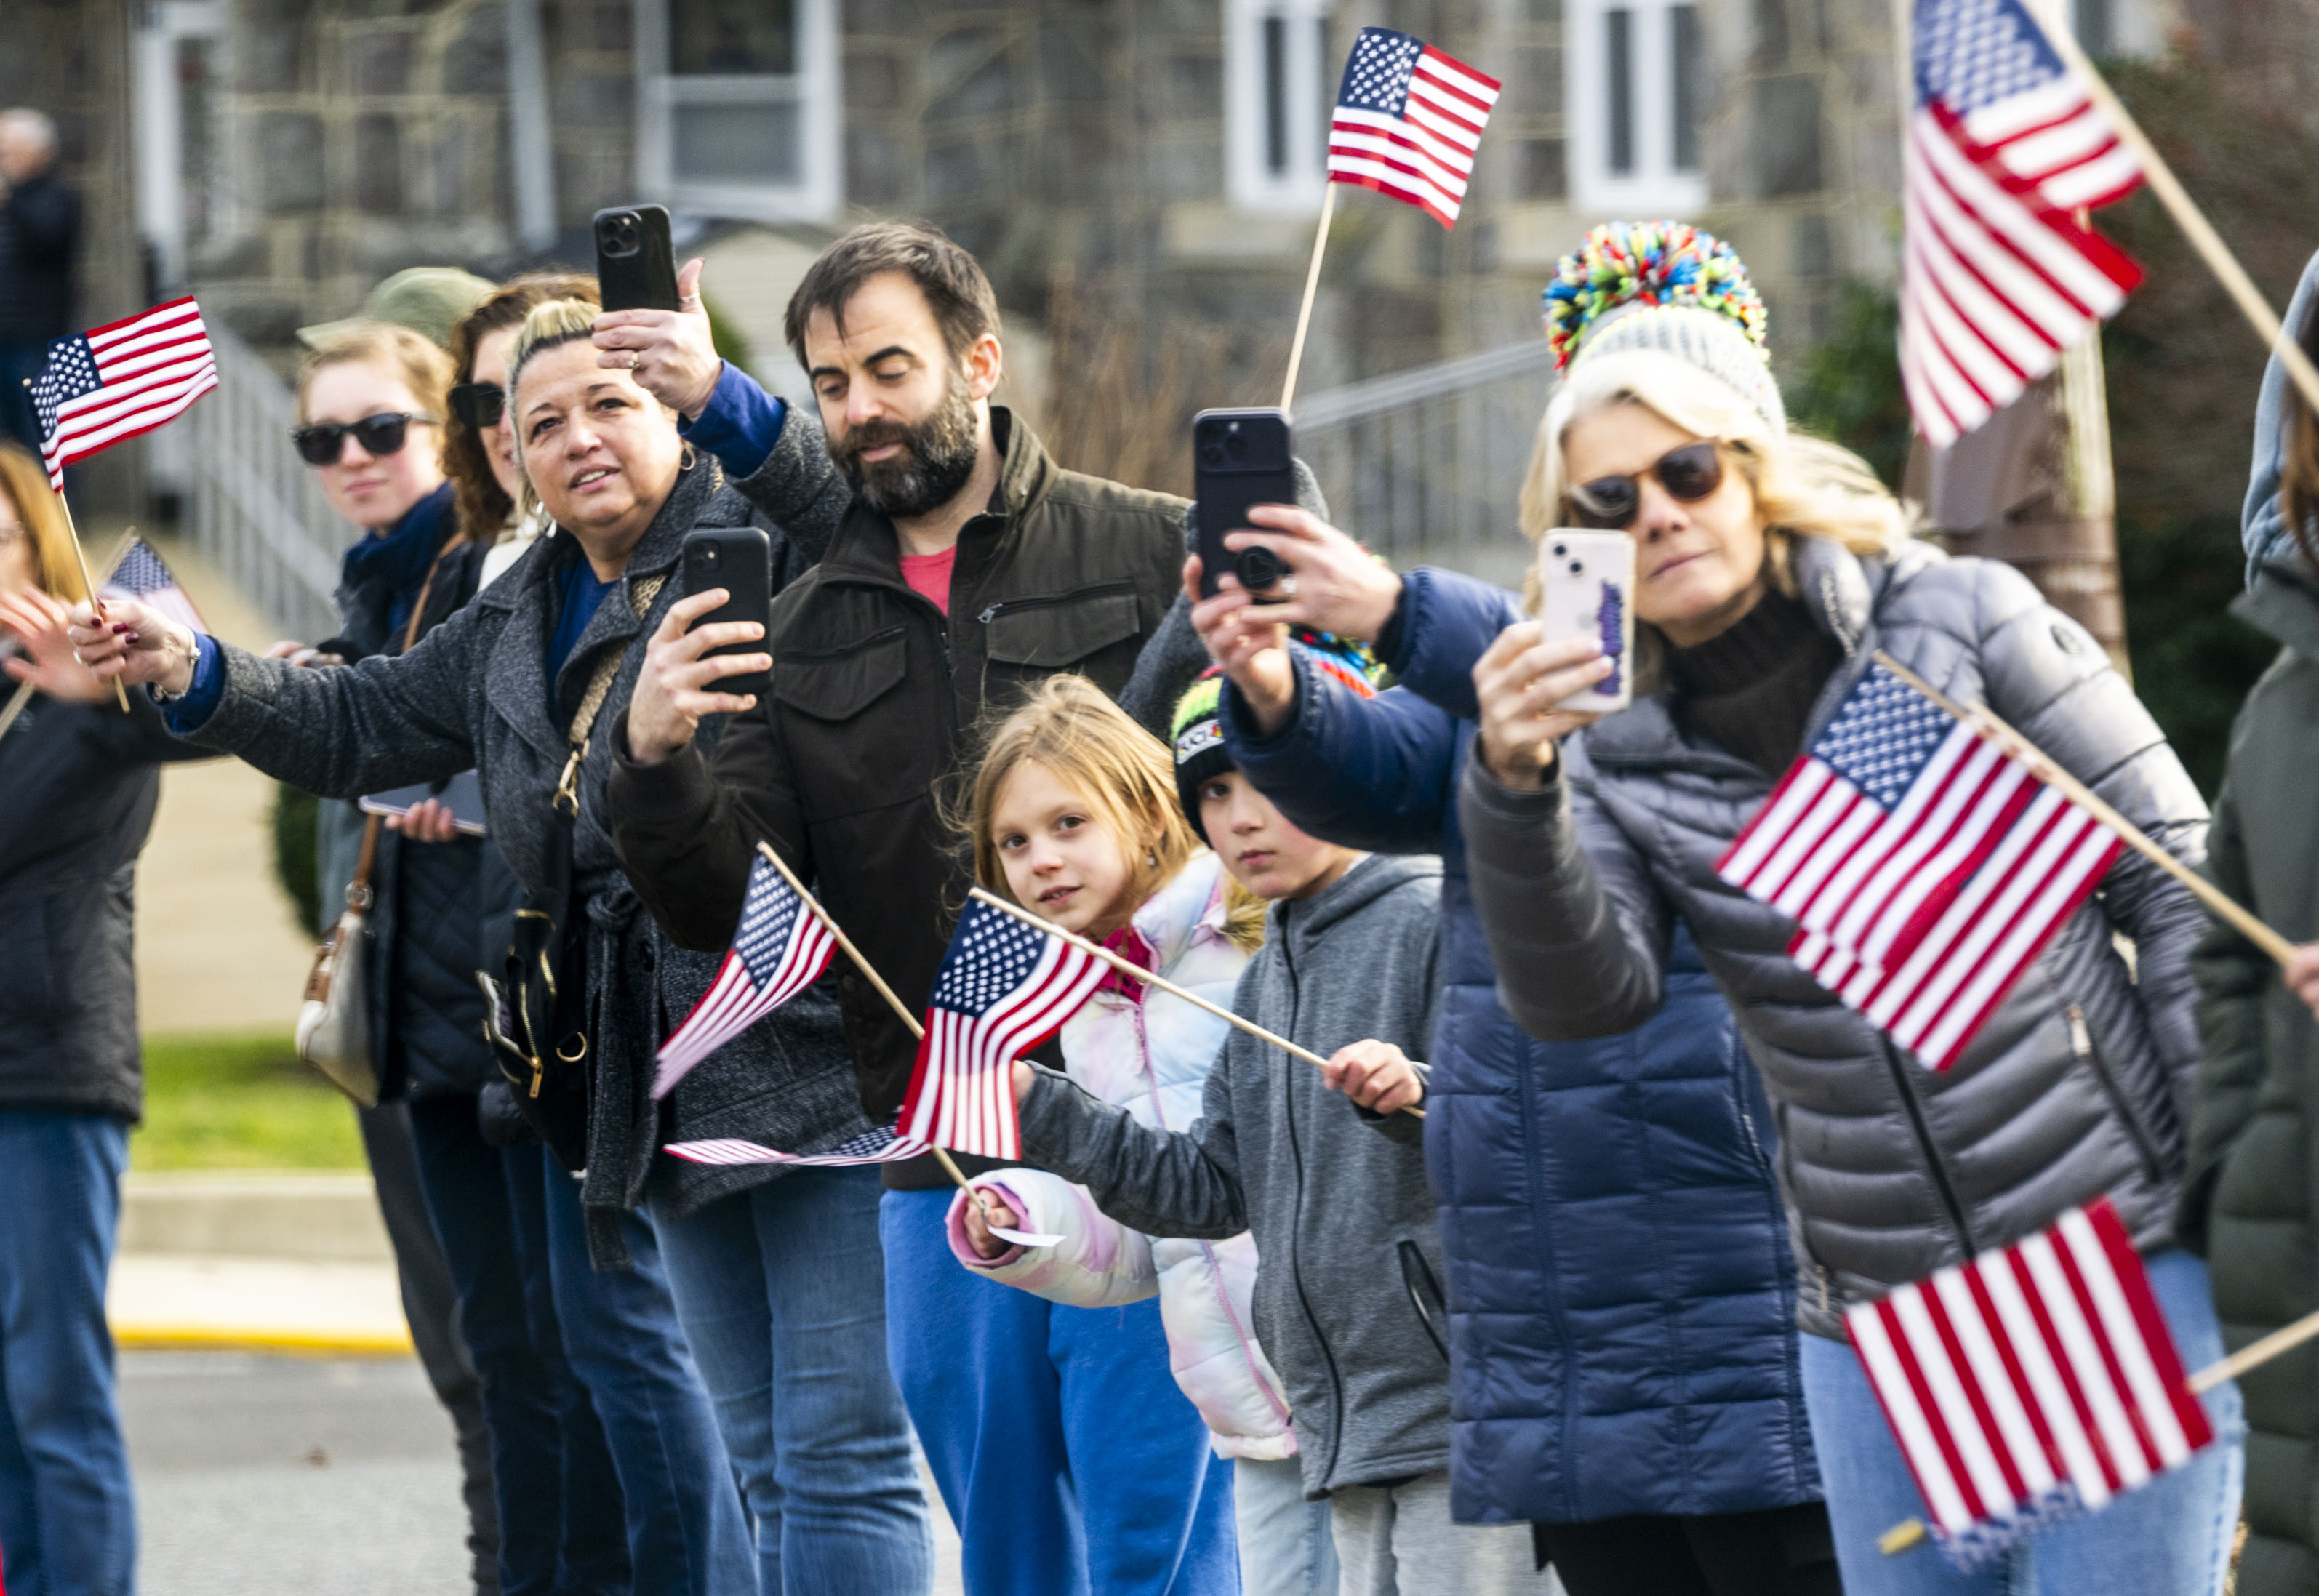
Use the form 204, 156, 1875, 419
1715, 663, 2122, 1070
1326, 27, 1501, 229
898, 900, 1106, 1161
100, 539, 206, 635
652, 851, 838, 1099
665, 1123, 929, 1168
31, 298, 218, 489
1900, 0, 2144, 445
1849, 1198, 2216, 1566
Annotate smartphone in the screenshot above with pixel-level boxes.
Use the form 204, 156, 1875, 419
1534, 529, 1635, 713
1192, 408, 1297, 599
359, 770, 489, 836
593, 204, 680, 313
680, 528, 772, 703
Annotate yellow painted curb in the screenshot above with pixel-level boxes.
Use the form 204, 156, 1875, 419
115, 1323, 414, 1358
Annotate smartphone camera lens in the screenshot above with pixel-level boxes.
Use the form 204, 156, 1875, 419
701, 545, 719, 564
1224, 432, 1247, 464
1568, 561, 1584, 575
1235, 546, 1285, 591
1200, 443, 1226, 467
1550, 542, 1567, 558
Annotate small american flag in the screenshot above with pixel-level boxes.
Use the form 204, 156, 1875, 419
652, 851, 838, 1099
899, 900, 1107, 1161
1849, 1198, 2215, 1567
665, 1123, 929, 1168
1900, 0, 2144, 446
100, 539, 206, 635
1716, 664, 2121, 1070
32, 298, 219, 489
1327, 27, 1501, 230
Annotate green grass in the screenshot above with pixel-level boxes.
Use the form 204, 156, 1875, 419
135, 1031, 365, 1171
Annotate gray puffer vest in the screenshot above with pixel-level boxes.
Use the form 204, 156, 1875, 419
1457, 537, 2209, 1339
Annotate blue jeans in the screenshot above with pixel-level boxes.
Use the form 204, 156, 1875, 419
881, 1186, 1239, 1596
0, 1111, 134, 1596
649, 1168, 931, 1595
1801, 1248, 2244, 1595
539, 1158, 753, 1596
1234, 1456, 1337, 1596
409, 1096, 630, 1595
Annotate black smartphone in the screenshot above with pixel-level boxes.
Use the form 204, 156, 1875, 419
679, 528, 772, 703
1191, 408, 1297, 598
593, 204, 680, 313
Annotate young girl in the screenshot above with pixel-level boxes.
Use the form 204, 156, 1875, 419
907, 674, 1267, 1596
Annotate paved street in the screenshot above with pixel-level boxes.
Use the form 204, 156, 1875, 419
123, 1350, 964, 1595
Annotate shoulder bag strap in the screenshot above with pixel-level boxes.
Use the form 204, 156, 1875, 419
345, 545, 457, 908
553, 571, 668, 817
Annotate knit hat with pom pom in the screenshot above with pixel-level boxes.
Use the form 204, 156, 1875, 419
1169, 636, 1379, 843
1542, 220, 1785, 433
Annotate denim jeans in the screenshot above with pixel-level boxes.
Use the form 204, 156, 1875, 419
1235, 1456, 1337, 1596
0, 1110, 134, 1596
409, 1096, 630, 1596
538, 1157, 753, 1596
649, 1168, 932, 1595
1801, 1248, 2244, 1596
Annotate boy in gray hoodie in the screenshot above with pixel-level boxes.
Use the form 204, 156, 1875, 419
961, 668, 1552, 1596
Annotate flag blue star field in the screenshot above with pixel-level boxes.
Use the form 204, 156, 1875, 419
1326, 27, 1500, 228
652, 851, 838, 1099
899, 899, 1108, 1160
1715, 662, 2122, 1070
31, 298, 217, 489
100, 538, 206, 634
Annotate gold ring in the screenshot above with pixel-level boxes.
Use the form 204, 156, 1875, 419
628, 350, 641, 370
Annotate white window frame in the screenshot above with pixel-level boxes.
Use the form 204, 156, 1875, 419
634, 0, 841, 223
133, 0, 229, 293
1566, 0, 1708, 216
1225, 0, 1335, 214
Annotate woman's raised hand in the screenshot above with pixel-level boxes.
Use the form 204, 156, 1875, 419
1470, 621, 1612, 789
1221, 505, 1403, 643
63, 595, 200, 696
0, 586, 112, 704
625, 587, 770, 766
1186, 555, 1297, 734
592, 257, 724, 420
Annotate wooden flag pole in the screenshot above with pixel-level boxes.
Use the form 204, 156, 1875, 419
751, 841, 983, 1198
1280, 183, 1339, 412
969, 885, 1426, 1119
2029, 15, 2319, 417
1873, 652, 2296, 966
52, 489, 127, 712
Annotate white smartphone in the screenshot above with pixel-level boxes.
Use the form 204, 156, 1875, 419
1534, 529, 1635, 714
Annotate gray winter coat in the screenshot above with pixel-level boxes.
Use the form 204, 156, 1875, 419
1017, 853, 1450, 1496
1456, 537, 2209, 1339
179, 433, 870, 1251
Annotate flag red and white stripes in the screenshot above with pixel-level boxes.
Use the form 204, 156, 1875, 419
1715, 664, 2120, 1070
1848, 1199, 2215, 1565
31, 299, 218, 489
665, 1124, 929, 1168
897, 900, 1106, 1162
1326, 27, 1500, 229
1899, 0, 2144, 446
651, 851, 838, 1099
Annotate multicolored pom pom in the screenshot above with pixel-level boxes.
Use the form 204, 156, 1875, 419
1542, 220, 1769, 372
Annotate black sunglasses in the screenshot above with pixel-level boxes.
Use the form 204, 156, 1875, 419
1565, 441, 1725, 531
291, 412, 437, 467
449, 382, 507, 428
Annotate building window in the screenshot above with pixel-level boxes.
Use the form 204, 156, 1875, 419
1226, 0, 1335, 214
636, 0, 840, 222
1566, 0, 1709, 214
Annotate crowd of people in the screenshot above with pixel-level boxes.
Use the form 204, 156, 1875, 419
9, 204, 2319, 1596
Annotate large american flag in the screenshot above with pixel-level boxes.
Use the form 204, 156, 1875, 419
1900, 0, 2144, 446
898, 899, 1107, 1162
1327, 27, 1501, 230
652, 851, 837, 1099
1849, 1198, 2216, 1567
31, 298, 219, 489
1716, 663, 2121, 1070
100, 539, 206, 635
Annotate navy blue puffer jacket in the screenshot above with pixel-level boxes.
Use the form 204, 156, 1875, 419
1222, 566, 1819, 1526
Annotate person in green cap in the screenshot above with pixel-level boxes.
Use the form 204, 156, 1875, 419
298, 265, 496, 353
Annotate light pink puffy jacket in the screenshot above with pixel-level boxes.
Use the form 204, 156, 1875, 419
945, 854, 1296, 1459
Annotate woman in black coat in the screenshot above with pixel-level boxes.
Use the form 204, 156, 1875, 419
0, 441, 210, 1595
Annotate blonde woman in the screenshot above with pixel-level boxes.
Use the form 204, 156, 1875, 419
1447, 228, 2238, 1593
0, 442, 210, 1595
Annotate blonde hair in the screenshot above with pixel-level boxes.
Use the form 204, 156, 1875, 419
503, 298, 633, 518
295, 323, 454, 426
1520, 348, 1911, 615
0, 441, 86, 603
965, 676, 1267, 953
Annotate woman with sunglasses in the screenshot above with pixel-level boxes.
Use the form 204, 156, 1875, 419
1187, 226, 1833, 1594
1441, 228, 2236, 1594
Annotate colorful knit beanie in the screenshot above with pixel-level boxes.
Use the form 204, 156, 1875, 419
1542, 220, 1785, 433
1170, 635, 1380, 842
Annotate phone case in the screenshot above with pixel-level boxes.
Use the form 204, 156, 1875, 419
1534, 529, 1635, 713
593, 204, 680, 313
1191, 407, 1297, 598
680, 528, 772, 702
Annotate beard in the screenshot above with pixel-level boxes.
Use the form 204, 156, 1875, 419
830, 372, 982, 520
